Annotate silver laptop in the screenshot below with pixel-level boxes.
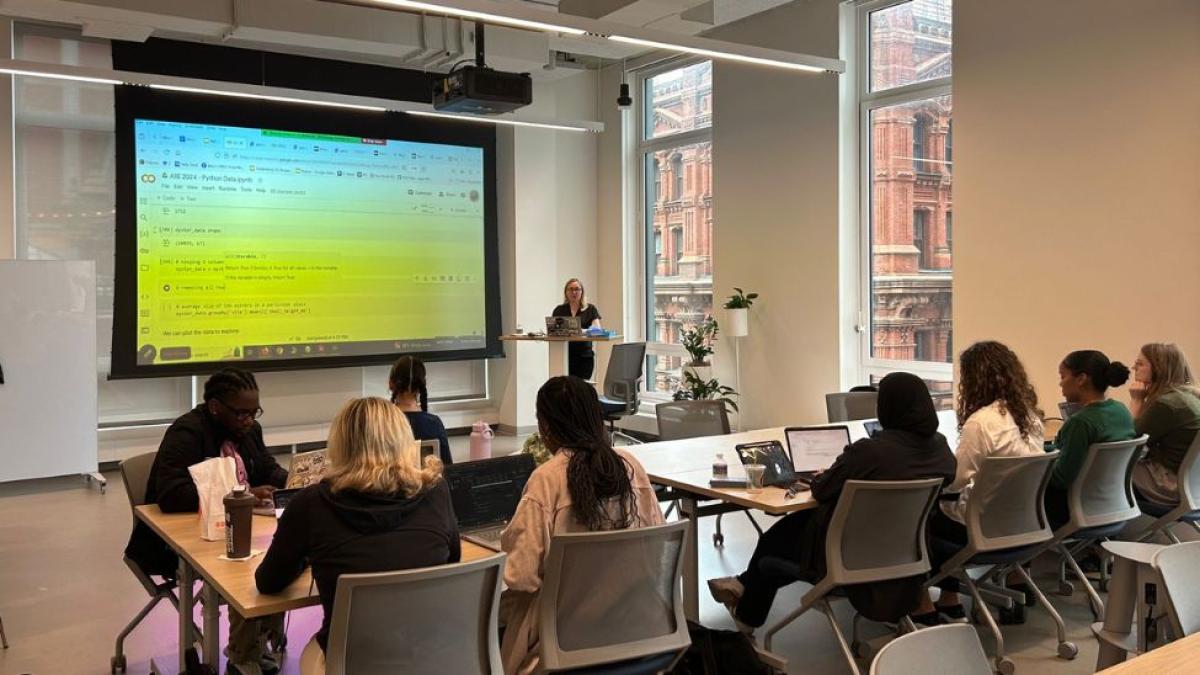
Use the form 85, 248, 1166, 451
1059, 401, 1084, 420
445, 454, 535, 551
784, 425, 851, 474
545, 315, 582, 337
419, 439, 440, 461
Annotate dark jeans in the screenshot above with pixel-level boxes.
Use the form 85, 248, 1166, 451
735, 510, 816, 628
1044, 485, 1071, 530
927, 509, 967, 593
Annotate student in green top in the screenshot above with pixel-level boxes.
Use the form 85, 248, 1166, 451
1044, 350, 1136, 527
1129, 343, 1200, 505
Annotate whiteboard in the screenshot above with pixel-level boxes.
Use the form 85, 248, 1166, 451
0, 260, 98, 482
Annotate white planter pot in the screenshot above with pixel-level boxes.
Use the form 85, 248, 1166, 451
727, 308, 748, 337
684, 364, 712, 381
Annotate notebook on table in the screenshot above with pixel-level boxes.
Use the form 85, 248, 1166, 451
445, 454, 536, 551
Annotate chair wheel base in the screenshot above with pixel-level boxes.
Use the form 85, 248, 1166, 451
996, 656, 1016, 675
111, 655, 126, 674
712, 533, 724, 547
1058, 642, 1078, 660
1057, 581, 1074, 596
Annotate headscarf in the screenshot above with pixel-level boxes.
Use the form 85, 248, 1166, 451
877, 372, 939, 437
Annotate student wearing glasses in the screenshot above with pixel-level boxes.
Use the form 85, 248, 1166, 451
125, 367, 288, 675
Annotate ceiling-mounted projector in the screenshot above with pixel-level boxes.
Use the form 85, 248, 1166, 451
433, 66, 532, 114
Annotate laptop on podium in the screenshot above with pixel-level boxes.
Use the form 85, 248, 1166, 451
445, 454, 536, 551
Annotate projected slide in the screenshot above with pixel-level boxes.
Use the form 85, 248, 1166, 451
132, 119, 487, 367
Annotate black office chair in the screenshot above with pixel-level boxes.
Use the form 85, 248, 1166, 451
598, 342, 646, 445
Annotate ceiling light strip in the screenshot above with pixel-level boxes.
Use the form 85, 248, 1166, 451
606, 35, 828, 73
407, 110, 597, 132
332, 0, 587, 35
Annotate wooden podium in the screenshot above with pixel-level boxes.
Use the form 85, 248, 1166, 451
499, 333, 621, 378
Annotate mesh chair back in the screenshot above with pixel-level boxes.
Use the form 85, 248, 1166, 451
120, 452, 156, 513
1176, 433, 1200, 511
964, 453, 1057, 551
539, 521, 691, 671
826, 479, 941, 585
1068, 435, 1147, 529
826, 392, 879, 423
325, 554, 505, 675
655, 400, 730, 441
1153, 541, 1200, 638
869, 624, 992, 675
603, 342, 646, 402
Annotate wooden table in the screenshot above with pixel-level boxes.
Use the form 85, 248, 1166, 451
135, 505, 495, 671
499, 333, 620, 378
1102, 631, 1200, 673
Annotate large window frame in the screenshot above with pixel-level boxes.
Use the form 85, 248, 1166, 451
633, 57, 713, 402
852, 0, 953, 388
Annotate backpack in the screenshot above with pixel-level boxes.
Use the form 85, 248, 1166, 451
669, 621, 778, 675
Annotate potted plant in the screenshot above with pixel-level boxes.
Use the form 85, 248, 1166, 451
679, 316, 719, 380
722, 287, 758, 337
672, 370, 739, 414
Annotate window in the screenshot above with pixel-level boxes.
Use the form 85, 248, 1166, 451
639, 61, 713, 396
855, 0, 953, 408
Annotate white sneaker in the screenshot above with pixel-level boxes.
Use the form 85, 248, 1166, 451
707, 576, 744, 606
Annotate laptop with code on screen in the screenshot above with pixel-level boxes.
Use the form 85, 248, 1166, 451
445, 454, 536, 551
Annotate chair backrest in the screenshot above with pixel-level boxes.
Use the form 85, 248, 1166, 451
419, 439, 440, 460
1152, 541, 1200, 638
963, 452, 1058, 552
1067, 435, 1148, 529
538, 520, 691, 672
120, 452, 157, 514
655, 400, 730, 441
826, 391, 879, 423
1174, 432, 1200, 511
825, 478, 942, 585
603, 342, 647, 403
869, 624, 992, 675
325, 554, 505, 675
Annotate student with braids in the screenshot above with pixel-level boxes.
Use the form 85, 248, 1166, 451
499, 376, 664, 675
124, 367, 288, 675
388, 354, 452, 464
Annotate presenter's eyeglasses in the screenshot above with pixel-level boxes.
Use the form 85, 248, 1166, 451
216, 398, 264, 421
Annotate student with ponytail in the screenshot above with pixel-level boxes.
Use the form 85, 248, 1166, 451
1044, 350, 1137, 526
388, 355, 452, 464
499, 376, 664, 675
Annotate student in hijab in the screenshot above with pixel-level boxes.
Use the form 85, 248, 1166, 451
707, 372, 956, 632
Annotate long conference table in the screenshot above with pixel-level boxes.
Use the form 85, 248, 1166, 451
135, 505, 497, 672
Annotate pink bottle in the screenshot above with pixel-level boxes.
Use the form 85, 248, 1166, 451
469, 421, 494, 461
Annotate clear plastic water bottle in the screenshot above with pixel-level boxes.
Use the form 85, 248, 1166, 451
712, 452, 728, 478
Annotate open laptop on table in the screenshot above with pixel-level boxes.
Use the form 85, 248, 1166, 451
445, 454, 536, 551
784, 425, 851, 484
545, 315, 582, 337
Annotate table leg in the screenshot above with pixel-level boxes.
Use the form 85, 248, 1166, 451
680, 495, 700, 621
177, 557, 195, 674
548, 340, 569, 378
1096, 556, 1137, 671
201, 582, 220, 665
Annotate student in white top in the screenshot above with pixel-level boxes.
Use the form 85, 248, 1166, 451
913, 341, 1045, 623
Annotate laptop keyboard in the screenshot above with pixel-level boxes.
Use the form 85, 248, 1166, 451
466, 524, 506, 549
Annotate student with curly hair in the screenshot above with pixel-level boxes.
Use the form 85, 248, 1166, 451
1129, 343, 1200, 505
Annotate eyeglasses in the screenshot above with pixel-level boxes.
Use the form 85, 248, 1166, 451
215, 398, 264, 421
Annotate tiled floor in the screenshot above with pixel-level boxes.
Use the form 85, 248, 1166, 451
0, 436, 1179, 674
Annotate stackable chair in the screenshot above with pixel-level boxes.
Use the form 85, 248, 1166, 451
825, 392, 879, 423
761, 479, 943, 675
599, 342, 647, 445
317, 554, 505, 675
926, 453, 1075, 674
869, 624, 991, 675
1048, 436, 1148, 620
538, 522, 691, 673
655, 400, 758, 545
1131, 433, 1200, 544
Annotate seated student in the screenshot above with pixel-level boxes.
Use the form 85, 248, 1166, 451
707, 372, 956, 631
500, 376, 664, 675
124, 368, 288, 675
389, 354, 452, 464
916, 341, 1045, 621
255, 397, 459, 675
1129, 343, 1200, 505
1044, 350, 1136, 527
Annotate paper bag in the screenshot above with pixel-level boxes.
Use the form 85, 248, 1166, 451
189, 456, 240, 541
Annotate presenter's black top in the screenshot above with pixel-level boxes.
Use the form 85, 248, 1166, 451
124, 405, 289, 576
404, 410, 453, 465
255, 479, 460, 651
553, 303, 602, 380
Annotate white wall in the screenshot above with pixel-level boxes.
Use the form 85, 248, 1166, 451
953, 0, 1200, 406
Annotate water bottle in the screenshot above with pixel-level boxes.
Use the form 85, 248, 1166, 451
223, 485, 255, 559
712, 452, 728, 478
469, 420, 494, 461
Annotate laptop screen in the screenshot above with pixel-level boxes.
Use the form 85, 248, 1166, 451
444, 454, 535, 529
785, 426, 851, 473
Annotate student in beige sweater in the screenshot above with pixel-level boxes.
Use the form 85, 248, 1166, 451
499, 376, 665, 675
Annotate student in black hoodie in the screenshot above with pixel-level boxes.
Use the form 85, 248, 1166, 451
256, 396, 460, 674
707, 372, 956, 632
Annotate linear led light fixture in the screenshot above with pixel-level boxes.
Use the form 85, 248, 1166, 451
324, 0, 845, 74
0, 58, 603, 132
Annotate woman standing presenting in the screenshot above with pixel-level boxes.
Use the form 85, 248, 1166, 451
551, 278, 602, 380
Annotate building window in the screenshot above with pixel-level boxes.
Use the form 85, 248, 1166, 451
856, 0, 953, 407
639, 60, 713, 396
